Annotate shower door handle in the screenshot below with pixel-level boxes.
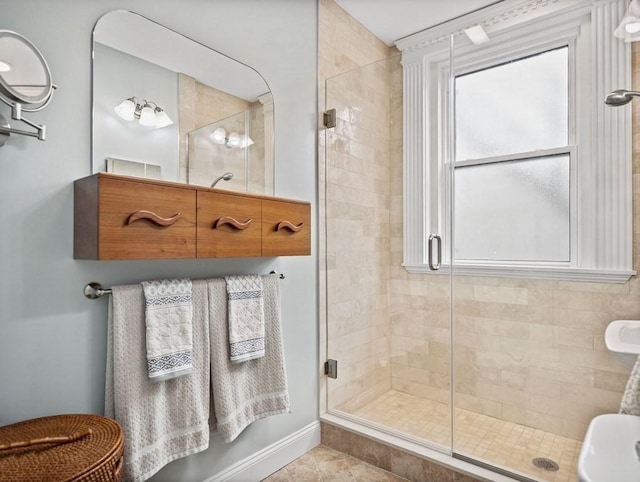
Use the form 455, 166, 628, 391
428, 234, 442, 270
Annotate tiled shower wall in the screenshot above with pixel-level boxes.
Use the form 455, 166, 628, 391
321, 0, 640, 443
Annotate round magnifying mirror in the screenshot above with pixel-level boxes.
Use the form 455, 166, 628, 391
0, 30, 53, 109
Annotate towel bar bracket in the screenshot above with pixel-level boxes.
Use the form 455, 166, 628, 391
84, 282, 111, 299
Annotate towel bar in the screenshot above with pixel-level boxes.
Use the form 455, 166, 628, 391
83, 271, 285, 299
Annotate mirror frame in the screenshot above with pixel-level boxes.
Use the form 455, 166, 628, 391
0, 29, 53, 108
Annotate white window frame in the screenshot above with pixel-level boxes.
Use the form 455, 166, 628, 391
398, 0, 635, 283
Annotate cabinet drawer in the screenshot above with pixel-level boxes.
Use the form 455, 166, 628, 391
262, 199, 311, 256
197, 191, 262, 258
96, 177, 195, 259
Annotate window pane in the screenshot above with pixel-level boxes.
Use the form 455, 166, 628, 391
454, 155, 570, 262
455, 47, 568, 160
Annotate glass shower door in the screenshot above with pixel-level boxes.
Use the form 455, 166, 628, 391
322, 53, 454, 453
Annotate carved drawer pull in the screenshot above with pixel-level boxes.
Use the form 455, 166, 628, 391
127, 210, 181, 227
214, 216, 253, 230
276, 221, 304, 232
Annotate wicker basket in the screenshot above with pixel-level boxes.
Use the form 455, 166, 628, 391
0, 414, 124, 482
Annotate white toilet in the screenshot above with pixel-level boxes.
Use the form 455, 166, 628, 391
578, 413, 640, 482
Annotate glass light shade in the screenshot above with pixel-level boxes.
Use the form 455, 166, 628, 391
138, 104, 156, 127
226, 132, 241, 148
114, 98, 136, 121
154, 109, 173, 128
626, 21, 640, 34
614, 0, 640, 41
238, 134, 255, 148
0, 60, 11, 72
210, 127, 226, 144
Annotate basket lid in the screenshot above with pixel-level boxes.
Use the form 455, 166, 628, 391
0, 414, 123, 481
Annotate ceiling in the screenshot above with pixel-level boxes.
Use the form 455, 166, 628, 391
335, 0, 504, 46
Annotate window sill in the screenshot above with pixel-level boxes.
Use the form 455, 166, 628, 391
402, 263, 636, 284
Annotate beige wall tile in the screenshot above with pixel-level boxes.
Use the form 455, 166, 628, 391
473, 285, 528, 305
593, 368, 630, 392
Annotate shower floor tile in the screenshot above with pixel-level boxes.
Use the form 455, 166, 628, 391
349, 390, 581, 482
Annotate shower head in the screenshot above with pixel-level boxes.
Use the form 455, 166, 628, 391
605, 89, 640, 106
210, 172, 234, 188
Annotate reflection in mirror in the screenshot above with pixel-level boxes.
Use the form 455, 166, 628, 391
188, 98, 272, 194
92, 11, 274, 195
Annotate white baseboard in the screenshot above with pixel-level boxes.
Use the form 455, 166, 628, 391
204, 421, 321, 482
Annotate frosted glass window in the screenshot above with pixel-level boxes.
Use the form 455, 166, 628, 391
455, 47, 568, 161
454, 155, 570, 262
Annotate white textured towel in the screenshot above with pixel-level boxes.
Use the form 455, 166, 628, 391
105, 282, 210, 482
209, 274, 290, 442
224, 275, 265, 363
620, 355, 640, 416
141, 278, 193, 381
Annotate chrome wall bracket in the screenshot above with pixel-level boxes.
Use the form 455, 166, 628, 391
325, 359, 338, 379
323, 109, 337, 128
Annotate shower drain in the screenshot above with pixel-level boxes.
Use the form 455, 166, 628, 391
531, 457, 560, 472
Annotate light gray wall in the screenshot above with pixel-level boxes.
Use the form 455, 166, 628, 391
93, 43, 180, 180
0, 1, 318, 480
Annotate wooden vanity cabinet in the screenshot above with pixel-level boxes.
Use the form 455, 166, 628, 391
74, 173, 311, 260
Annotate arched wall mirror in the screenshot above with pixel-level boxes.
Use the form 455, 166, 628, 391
92, 11, 274, 195
0, 29, 56, 146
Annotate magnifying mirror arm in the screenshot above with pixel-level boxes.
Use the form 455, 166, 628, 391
0, 103, 46, 145
0, 119, 45, 140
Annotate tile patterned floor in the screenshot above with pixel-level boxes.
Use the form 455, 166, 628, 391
350, 390, 582, 482
262, 444, 410, 481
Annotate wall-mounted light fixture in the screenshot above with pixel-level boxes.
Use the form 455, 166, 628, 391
614, 0, 640, 42
113, 97, 173, 129
210, 127, 254, 149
